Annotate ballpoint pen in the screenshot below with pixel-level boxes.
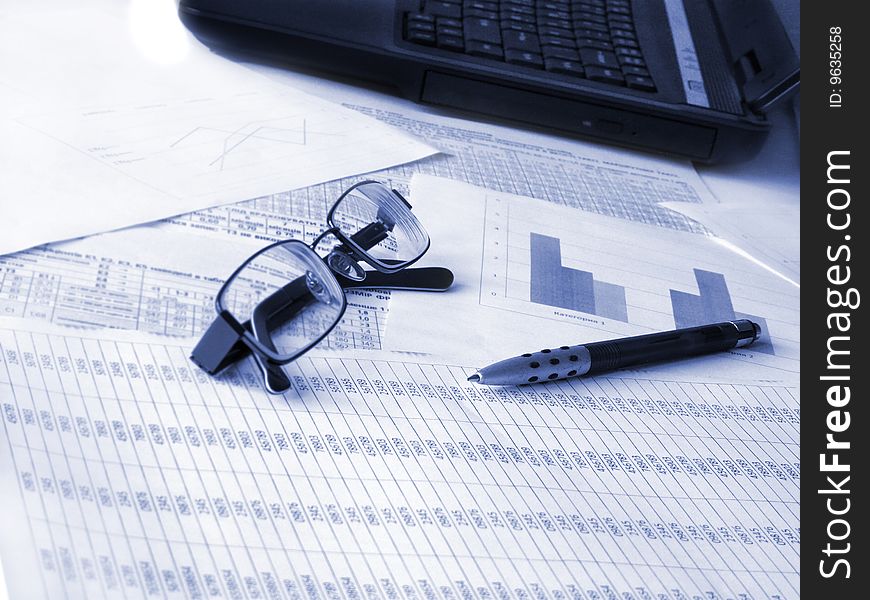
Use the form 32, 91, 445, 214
467, 319, 761, 386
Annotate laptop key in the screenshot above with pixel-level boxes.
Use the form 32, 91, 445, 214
612, 29, 637, 41
616, 47, 643, 58
538, 26, 574, 38
539, 1, 571, 9
437, 35, 465, 51
577, 38, 613, 50
438, 25, 463, 37
620, 56, 646, 68
424, 2, 462, 19
575, 11, 607, 25
505, 49, 544, 68
500, 12, 536, 25
464, 18, 502, 44
622, 65, 650, 77
575, 29, 609, 41
579, 49, 619, 69
576, 38, 613, 51
503, 30, 541, 53
613, 37, 639, 49
437, 17, 462, 29
538, 9, 571, 20
465, 1, 498, 9
406, 13, 435, 28
572, 19, 608, 33
610, 21, 635, 32
502, 4, 535, 16
608, 13, 633, 24
542, 45, 579, 60
540, 35, 576, 50
544, 58, 585, 76
586, 66, 625, 85
466, 40, 504, 59
540, 16, 572, 28
576, 5, 606, 16
407, 30, 437, 45
502, 21, 537, 33
466, 8, 499, 19
626, 75, 656, 91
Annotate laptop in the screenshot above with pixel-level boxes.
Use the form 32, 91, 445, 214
177, 0, 799, 163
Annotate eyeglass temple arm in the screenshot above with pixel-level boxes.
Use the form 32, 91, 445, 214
349, 221, 389, 249
247, 267, 454, 377
336, 266, 453, 291
251, 283, 305, 394
190, 278, 311, 377
190, 265, 453, 377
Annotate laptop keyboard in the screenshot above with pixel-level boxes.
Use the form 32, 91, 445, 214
403, 0, 656, 92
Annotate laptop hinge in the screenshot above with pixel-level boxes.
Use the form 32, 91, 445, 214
709, 0, 799, 114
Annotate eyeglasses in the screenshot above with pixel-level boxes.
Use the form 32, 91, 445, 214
190, 180, 453, 393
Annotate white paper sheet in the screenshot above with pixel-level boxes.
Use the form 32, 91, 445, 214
0, 4, 435, 255
384, 177, 799, 382
665, 105, 800, 287
0, 320, 798, 598
661, 195, 800, 287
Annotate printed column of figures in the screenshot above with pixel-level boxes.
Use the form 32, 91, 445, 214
0, 329, 799, 599
0, 250, 385, 350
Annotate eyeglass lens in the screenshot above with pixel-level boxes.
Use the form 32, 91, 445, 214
329, 182, 429, 267
219, 241, 345, 360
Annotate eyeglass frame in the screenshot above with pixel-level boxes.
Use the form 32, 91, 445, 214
190, 180, 452, 388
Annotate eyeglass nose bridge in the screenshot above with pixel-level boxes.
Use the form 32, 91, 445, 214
309, 227, 368, 282
326, 248, 367, 281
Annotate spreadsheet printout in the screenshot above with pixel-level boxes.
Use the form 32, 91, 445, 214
0, 322, 798, 599
0, 225, 389, 351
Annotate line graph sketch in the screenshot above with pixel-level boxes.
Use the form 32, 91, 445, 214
170, 117, 314, 170
14, 90, 427, 208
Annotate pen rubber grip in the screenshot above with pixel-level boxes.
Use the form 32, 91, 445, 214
584, 320, 758, 375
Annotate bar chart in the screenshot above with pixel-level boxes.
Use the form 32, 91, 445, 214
473, 191, 795, 367
670, 269, 774, 354
529, 233, 628, 322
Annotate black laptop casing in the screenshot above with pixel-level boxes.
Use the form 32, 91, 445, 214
177, 0, 797, 163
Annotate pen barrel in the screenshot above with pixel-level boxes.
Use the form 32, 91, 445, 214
584, 319, 759, 375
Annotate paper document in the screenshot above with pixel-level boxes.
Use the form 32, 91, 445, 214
0, 320, 798, 598
154, 176, 414, 246
385, 177, 799, 381
145, 115, 716, 255
667, 108, 800, 285
0, 5, 435, 255
661, 195, 800, 286
0, 226, 389, 351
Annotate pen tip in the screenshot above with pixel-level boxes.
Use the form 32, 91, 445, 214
467, 373, 480, 383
